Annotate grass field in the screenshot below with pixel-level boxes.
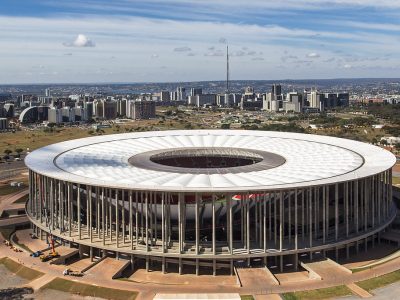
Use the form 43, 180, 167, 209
281, 285, 352, 300
0, 185, 26, 196
13, 194, 29, 204
0, 119, 201, 155
393, 176, 400, 185
42, 278, 137, 300
0, 257, 43, 281
357, 269, 400, 292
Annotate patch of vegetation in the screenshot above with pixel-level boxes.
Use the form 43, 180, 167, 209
357, 269, 400, 292
259, 123, 306, 133
0, 185, 26, 196
0, 257, 43, 281
13, 194, 29, 204
240, 295, 254, 300
281, 285, 352, 300
42, 278, 137, 300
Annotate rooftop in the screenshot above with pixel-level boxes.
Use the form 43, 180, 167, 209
25, 130, 396, 192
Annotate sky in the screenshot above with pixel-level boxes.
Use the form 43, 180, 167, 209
1, 0, 400, 84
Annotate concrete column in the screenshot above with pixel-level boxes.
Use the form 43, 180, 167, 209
68, 182, 71, 237
212, 195, 216, 255
179, 257, 182, 275
129, 191, 133, 250
309, 188, 313, 254
89, 186, 92, 242
77, 184, 81, 239
122, 190, 125, 244
345, 182, 349, 238
355, 180, 359, 233
135, 191, 139, 247
263, 192, 267, 252
102, 188, 105, 246
288, 191, 291, 244
161, 192, 165, 253
213, 259, 216, 276
86, 186, 89, 236
247, 194, 251, 254
228, 194, 233, 254
335, 183, 339, 241
279, 191, 283, 252
145, 192, 149, 252
295, 189, 298, 251
116, 189, 119, 248
195, 193, 200, 255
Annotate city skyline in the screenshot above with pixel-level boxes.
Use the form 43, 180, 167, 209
2, 0, 400, 84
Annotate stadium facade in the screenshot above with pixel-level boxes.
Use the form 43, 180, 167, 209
25, 130, 396, 275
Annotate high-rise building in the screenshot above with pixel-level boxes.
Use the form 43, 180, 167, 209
3, 103, 14, 118
308, 90, 325, 111
284, 92, 303, 112
190, 88, 202, 96
48, 108, 62, 124
272, 84, 282, 97
129, 100, 156, 120
0, 118, 8, 130
94, 99, 117, 120
176, 87, 186, 101
117, 99, 127, 117
160, 91, 171, 101
188, 94, 216, 107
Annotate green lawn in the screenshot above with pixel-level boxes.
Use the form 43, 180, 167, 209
0, 257, 43, 281
357, 269, 400, 292
281, 285, 352, 300
0, 185, 26, 196
42, 278, 137, 300
13, 194, 29, 204
393, 176, 400, 185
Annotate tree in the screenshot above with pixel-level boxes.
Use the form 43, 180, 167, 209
221, 123, 231, 129
15, 148, 23, 157
4, 149, 12, 156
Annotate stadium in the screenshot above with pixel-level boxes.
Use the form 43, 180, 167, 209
25, 130, 396, 276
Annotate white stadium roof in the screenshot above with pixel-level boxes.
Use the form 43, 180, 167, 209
25, 130, 396, 192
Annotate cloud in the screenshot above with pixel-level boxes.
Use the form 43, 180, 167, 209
232, 50, 246, 57
187, 52, 196, 56
281, 55, 298, 62
323, 57, 335, 62
204, 50, 224, 56
63, 34, 95, 47
150, 54, 159, 58
252, 57, 264, 61
307, 52, 320, 58
64, 53, 73, 56
219, 37, 227, 44
174, 46, 191, 52
343, 64, 352, 69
